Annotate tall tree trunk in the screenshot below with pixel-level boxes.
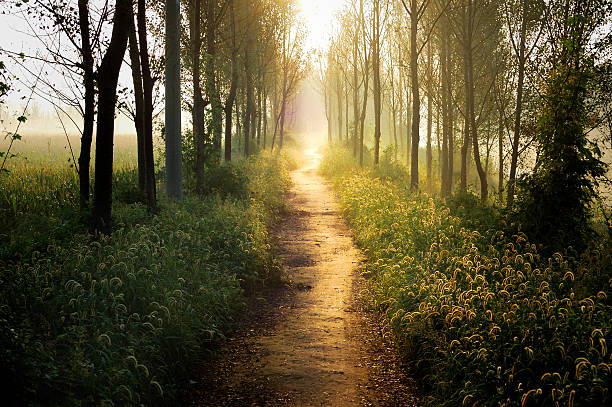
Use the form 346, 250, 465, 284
192, 0, 206, 192
406, 85, 412, 167
262, 89, 268, 149
352, 28, 359, 157
409, 0, 420, 190
426, 40, 433, 193
128, 17, 146, 193
205, 0, 223, 153
465, 0, 487, 202
138, 0, 156, 208
345, 80, 349, 143
93, 0, 131, 233
399, 58, 404, 159
507, 0, 527, 207
448, 56, 454, 194
224, 0, 238, 162
498, 107, 504, 201
336, 71, 343, 143
359, 0, 368, 166
78, 0, 95, 208
165, 0, 183, 201
460, 114, 469, 191
257, 86, 262, 146
372, 0, 381, 165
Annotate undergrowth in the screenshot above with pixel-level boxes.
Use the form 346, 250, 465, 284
321, 146, 612, 407
0, 152, 290, 406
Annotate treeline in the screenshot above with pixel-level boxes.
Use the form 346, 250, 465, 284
320, 0, 611, 250
2, 0, 307, 233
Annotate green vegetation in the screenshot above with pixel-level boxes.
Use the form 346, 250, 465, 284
0, 141, 290, 406
321, 146, 612, 407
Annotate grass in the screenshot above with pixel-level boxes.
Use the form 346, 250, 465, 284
321, 145, 612, 407
0, 135, 291, 406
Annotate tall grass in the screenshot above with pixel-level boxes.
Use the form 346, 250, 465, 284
321, 146, 612, 407
0, 147, 291, 405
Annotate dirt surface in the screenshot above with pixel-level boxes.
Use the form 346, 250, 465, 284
192, 149, 418, 406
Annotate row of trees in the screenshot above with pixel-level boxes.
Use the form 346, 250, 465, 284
4, 0, 308, 233
319, 0, 611, 215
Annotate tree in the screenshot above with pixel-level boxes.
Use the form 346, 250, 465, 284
93, 0, 132, 233
165, 0, 183, 201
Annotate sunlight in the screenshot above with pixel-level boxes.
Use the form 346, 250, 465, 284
296, 0, 347, 51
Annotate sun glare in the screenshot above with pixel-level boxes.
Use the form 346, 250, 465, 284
297, 0, 347, 51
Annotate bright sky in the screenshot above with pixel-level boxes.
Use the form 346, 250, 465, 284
296, 0, 347, 52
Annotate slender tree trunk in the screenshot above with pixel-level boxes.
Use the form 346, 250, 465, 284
399, 61, 404, 159
224, 0, 238, 162
465, 0, 487, 202
441, 38, 450, 197
352, 28, 359, 157
409, 0, 420, 190
205, 0, 223, 153
78, 0, 95, 208
128, 18, 146, 193
372, 0, 381, 165
337, 71, 343, 143
345, 79, 349, 143
507, 0, 527, 207
498, 107, 504, 201
192, 0, 206, 192
426, 40, 433, 193
138, 0, 156, 208
165, 0, 182, 201
93, 0, 131, 233
263, 89, 268, 149
406, 85, 412, 167
460, 115, 469, 191
359, 0, 368, 166
257, 86, 262, 146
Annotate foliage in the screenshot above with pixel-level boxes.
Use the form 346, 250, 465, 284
322, 149, 612, 407
513, 62, 607, 254
0, 153, 290, 406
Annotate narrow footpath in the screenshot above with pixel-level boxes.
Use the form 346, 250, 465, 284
192, 149, 417, 406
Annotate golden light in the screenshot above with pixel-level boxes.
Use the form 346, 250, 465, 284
296, 0, 347, 51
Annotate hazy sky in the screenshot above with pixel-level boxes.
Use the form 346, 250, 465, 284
0, 0, 343, 136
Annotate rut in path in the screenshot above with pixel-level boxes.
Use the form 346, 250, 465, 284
193, 149, 417, 406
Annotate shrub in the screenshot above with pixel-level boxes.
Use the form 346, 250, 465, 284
332, 170, 611, 407
0, 154, 290, 406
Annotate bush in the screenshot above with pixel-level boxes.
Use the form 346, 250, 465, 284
330, 168, 611, 407
0, 154, 290, 406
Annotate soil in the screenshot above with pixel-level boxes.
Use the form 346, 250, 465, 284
191, 148, 418, 406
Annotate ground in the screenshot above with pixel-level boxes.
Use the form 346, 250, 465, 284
192, 149, 418, 406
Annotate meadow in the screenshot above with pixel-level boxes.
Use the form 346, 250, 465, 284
320, 146, 612, 407
0, 134, 291, 405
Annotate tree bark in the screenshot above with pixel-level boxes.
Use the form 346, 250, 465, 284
465, 0, 487, 202
409, 0, 420, 190
138, 0, 156, 208
128, 17, 146, 193
192, 0, 206, 192
93, 0, 131, 233
426, 40, 433, 193
77, 0, 95, 208
507, 0, 527, 207
224, 0, 238, 161
205, 0, 223, 153
372, 0, 381, 165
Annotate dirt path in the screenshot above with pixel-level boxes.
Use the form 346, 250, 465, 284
192, 149, 417, 406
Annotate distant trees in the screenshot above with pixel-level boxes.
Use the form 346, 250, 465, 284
320, 0, 611, 221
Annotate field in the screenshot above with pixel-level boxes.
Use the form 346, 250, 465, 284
320, 146, 612, 407
0, 134, 291, 405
